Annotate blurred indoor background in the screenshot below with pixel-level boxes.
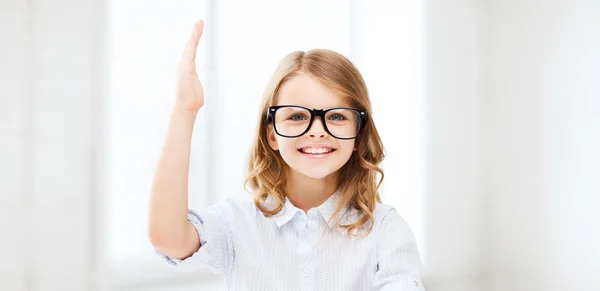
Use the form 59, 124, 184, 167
1, 0, 598, 290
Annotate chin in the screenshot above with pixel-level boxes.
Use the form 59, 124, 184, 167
301, 171, 333, 180
293, 167, 339, 180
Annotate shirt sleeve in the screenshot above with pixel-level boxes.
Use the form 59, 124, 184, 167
373, 209, 427, 291
155, 204, 235, 276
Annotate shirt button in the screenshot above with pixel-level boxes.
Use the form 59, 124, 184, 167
302, 270, 311, 278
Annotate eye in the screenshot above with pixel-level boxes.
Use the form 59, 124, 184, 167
289, 113, 308, 121
329, 113, 346, 121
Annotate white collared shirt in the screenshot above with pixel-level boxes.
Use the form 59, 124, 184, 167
157, 191, 426, 291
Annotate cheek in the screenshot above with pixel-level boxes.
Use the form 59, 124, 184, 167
337, 144, 355, 164
339, 140, 356, 155
276, 137, 298, 157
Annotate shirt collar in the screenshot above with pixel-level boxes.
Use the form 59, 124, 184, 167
267, 188, 349, 228
271, 197, 303, 228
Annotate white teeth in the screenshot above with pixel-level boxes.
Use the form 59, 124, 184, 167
301, 147, 332, 154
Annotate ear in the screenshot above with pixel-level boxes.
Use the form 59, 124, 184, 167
267, 125, 279, 151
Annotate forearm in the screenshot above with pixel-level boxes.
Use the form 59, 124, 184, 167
148, 105, 199, 248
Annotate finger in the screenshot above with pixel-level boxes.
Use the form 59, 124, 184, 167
182, 20, 204, 62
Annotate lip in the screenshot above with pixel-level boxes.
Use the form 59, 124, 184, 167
297, 144, 337, 159
297, 143, 337, 150
298, 149, 336, 159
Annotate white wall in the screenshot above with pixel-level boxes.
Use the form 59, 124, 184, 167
423, 0, 483, 290
0, 1, 29, 289
424, 0, 600, 290
0, 0, 105, 290
483, 0, 600, 290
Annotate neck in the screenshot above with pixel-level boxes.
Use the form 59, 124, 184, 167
285, 169, 339, 213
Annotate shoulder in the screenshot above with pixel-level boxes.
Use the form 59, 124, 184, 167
342, 202, 406, 236
373, 202, 395, 225
373, 202, 412, 234
374, 202, 394, 217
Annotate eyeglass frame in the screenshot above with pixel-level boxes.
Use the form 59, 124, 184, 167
266, 105, 367, 140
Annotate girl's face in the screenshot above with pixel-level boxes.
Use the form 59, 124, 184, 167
267, 73, 357, 179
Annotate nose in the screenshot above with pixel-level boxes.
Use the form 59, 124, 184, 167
307, 117, 327, 138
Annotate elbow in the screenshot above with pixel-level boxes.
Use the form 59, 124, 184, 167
148, 221, 176, 249
148, 224, 187, 251
149, 226, 197, 261
148, 226, 166, 249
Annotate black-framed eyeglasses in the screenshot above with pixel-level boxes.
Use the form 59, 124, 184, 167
267, 105, 367, 140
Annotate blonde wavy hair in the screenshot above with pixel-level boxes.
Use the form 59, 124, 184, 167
244, 49, 385, 237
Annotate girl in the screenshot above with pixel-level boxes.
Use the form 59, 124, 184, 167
149, 20, 426, 291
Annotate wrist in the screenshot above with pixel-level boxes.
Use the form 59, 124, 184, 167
172, 102, 200, 115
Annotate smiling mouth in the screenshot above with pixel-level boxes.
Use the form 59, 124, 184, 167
297, 148, 337, 155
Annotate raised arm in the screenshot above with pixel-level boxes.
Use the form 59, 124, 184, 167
148, 20, 206, 260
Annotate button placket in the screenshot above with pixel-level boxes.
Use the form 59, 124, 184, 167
297, 213, 315, 289
294, 213, 308, 234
